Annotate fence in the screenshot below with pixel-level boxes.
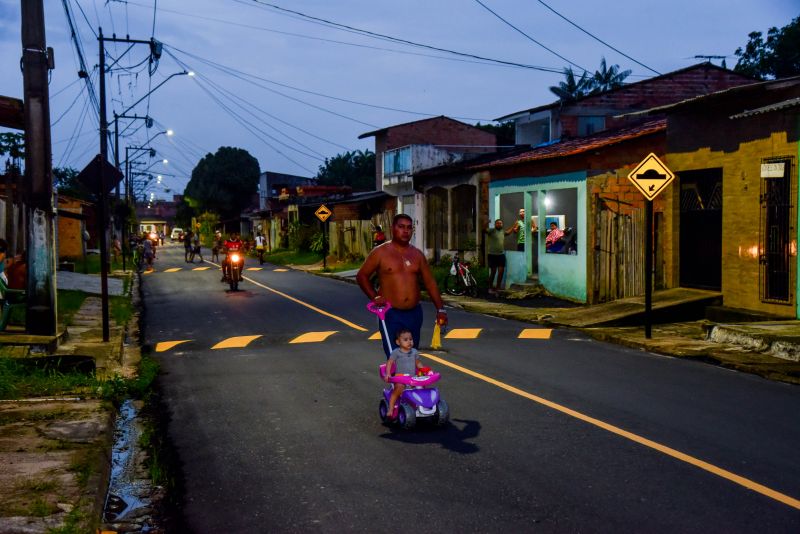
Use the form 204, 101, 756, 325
593, 205, 645, 302
329, 213, 392, 261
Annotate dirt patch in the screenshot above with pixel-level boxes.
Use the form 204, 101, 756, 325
0, 400, 112, 533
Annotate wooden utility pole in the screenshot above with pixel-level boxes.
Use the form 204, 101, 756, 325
98, 28, 110, 342
21, 0, 56, 336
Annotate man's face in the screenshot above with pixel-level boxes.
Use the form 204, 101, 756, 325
494, 220, 503, 230
550, 223, 557, 230
392, 217, 413, 244
518, 210, 525, 220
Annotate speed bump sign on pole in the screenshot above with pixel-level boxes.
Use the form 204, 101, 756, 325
627, 153, 675, 201
315, 204, 332, 223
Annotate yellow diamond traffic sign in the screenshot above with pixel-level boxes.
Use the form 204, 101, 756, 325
627, 153, 675, 201
315, 204, 332, 223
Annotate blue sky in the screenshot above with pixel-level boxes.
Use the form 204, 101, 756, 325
0, 1, 797, 198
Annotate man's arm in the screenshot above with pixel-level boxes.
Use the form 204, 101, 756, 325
418, 254, 448, 326
505, 222, 519, 236
356, 250, 382, 303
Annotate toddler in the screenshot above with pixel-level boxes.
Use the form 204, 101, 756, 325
385, 329, 424, 419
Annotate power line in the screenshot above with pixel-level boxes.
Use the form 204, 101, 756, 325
169, 46, 493, 123
472, 0, 589, 74
533, 0, 660, 75
237, 0, 571, 73
51, 81, 86, 127
121, 0, 560, 72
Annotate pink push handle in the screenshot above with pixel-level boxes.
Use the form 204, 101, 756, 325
379, 364, 440, 386
366, 301, 392, 321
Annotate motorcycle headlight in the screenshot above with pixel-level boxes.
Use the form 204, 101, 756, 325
231, 253, 240, 263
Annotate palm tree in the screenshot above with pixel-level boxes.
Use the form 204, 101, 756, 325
548, 67, 594, 102
591, 57, 632, 93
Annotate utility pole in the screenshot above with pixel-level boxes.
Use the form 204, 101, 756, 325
21, 0, 56, 336
98, 27, 110, 342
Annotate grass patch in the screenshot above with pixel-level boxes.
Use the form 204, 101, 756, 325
0, 357, 98, 400
321, 259, 364, 273
14, 477, 59, 493
260, 248, 323, 266
110, 295, 133, 326
6, 289, 89, 328
65, 255, 123, 275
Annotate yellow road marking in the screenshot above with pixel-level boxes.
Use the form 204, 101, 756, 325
211, 335, 262, 349
419, 352, 800, 511
289, 331, 338, 344
246, 267, 263, 271
164, 267, 182, 273
142, 270, 154, 275
445, 328, 482, 339
273, 268, 289, 272
369, 331, 382, 340
193, 266, 211, 271
155, 340, 191, 352
518, 328, 552, 339
204, 260, 367, 332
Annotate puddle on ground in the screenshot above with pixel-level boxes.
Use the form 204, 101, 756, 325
103, 399, 161, 532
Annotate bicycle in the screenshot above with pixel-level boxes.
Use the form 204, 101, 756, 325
444, 252, 478, 297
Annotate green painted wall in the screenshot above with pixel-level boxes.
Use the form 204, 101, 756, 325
490, 171, 587, 302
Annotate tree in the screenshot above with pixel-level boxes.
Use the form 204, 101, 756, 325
0, 132, 25, 171
549, 67, 593, 102
734, 16, 800, 79
315, 149, 375, 191
591, 57, 631, 93
184, 146, 260, 220
53, 167, 91, 200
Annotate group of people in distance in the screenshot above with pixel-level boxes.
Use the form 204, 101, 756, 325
484, 208, 567, 293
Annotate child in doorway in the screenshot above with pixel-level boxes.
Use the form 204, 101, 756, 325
385, 328, 425, 419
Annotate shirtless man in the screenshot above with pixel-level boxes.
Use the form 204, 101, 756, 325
357, 214, 448, 358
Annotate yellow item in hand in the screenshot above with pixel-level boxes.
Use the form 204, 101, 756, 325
431, 322, 442, 350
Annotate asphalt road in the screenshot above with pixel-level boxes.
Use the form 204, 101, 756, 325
144, 243, 800, 532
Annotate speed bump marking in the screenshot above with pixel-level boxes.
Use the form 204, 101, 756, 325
273, 268, 289, 272
211, 335, 263, 349
289, 331, 338, 344
193, 266, 211, 271
445, 328, 482, 339
164, 268, 182, 273
369, 331, 382, 340
155, 340, 191, 352
246, 267, 263, 271
518, 329, 552, 339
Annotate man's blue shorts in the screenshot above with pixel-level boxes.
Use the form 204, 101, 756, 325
378, 304, 423, 359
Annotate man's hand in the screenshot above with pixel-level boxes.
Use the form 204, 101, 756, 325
373, 295, 387, 307
436, 309, 448, 327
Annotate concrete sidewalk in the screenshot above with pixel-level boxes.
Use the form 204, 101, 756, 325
56, 270, 125, 296
318, 268, 800, 385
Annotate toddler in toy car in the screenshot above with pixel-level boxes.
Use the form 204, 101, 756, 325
385, 329, 425, 419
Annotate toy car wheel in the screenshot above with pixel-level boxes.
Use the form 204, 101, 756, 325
435, 399, 450, 426
398, 404, 416, 429
378, 399, 389, 422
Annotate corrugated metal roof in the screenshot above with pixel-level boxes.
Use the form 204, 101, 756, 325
730, 97, 800, 119
471, 119, 666, 170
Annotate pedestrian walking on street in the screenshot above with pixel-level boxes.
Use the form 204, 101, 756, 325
184, 231, 193, 263
356, 213, 448, 358
212, 230, 223, 263
255, 232, 266, 264
192, 232, 203, 263
485, 219, 506, 293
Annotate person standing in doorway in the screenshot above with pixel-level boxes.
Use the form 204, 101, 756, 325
507, 208, 527, 251
485, 219, 506, 294
356, 214, 448, 358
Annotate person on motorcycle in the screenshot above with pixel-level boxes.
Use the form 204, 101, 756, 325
222, 232, 245, 282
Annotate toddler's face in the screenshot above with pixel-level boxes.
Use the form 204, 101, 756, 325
396, 332, 414, 351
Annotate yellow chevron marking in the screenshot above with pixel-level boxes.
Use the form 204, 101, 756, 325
369, 331, 382, 340
419, 351, 800, 512
273, 268, 289, 272
155, 340, 191, 352
211, 335, 263, 349
289, 331, 338, 344
246, 267, 263, 271
518, 328, 552, 339
445, 328, 482, 339
142, 270, 154, 275
164, 268, 182, 273
193, 266, 211, 271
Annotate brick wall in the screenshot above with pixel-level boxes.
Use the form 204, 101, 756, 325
371, 117, 497, 189
667, 111, 798, 316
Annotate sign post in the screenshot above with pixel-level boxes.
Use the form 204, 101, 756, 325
627, 153, 675, 339
315, 204, 332, 269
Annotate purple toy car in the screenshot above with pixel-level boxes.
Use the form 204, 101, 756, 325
378, 364, 449, 429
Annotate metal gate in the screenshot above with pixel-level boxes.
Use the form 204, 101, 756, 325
760, 156, 795, 304
679, 169, 722, 290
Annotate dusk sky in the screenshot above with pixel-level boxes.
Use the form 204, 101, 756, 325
1, 1, 797, 198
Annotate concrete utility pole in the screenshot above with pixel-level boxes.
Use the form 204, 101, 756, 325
98, 28, 111, 342
21, 0, 57, 336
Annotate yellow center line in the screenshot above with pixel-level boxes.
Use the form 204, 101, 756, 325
204, 260, 367, 332
419, 351, 800, 511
